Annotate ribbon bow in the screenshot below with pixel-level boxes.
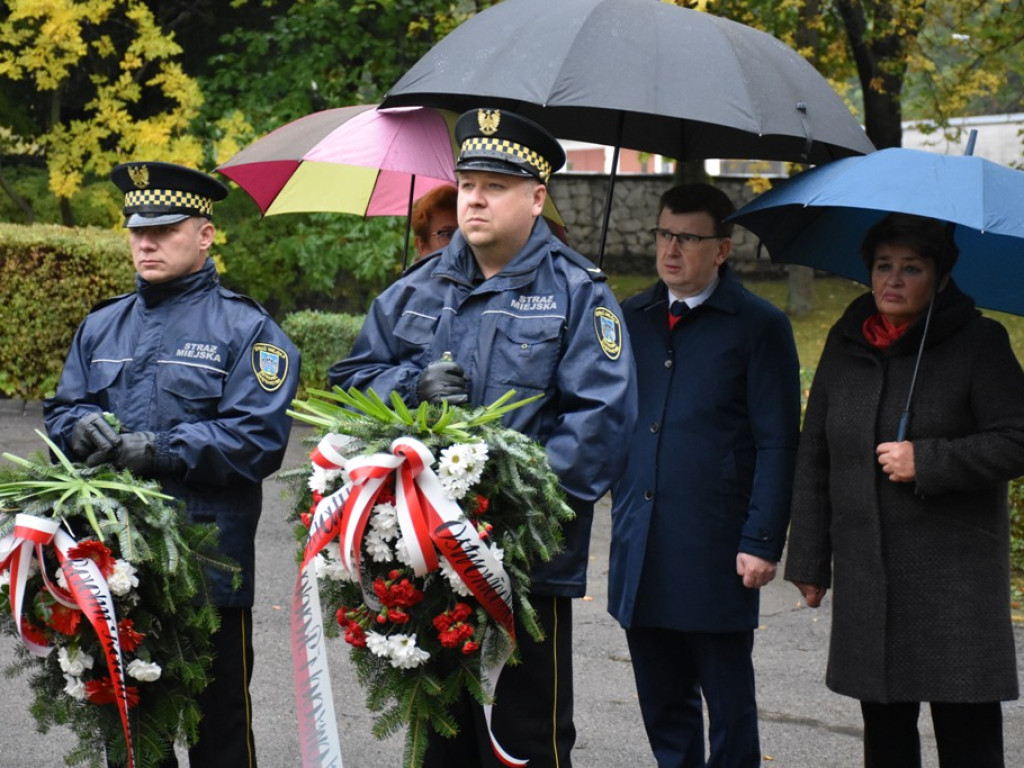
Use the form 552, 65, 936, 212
0, 514, 135, 768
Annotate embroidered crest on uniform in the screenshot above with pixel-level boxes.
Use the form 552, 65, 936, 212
593, 307, 622, 361
478, 109, 501, 136
251, 342, 289, 392
127, 164, 150, 189
175, 341, 224, 364
510, 294, 557, 312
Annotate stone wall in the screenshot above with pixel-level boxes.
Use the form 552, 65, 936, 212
547, 174, 783, 277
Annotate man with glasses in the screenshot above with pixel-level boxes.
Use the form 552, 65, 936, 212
608, 183, 800, 767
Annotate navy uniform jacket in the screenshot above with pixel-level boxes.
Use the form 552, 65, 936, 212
329, 219, 637, 597
44, 259, 299, 607
608, 266, 800, 631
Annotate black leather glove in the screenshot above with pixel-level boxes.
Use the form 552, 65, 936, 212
416, 360, 470, 405
70, 412, 120, 466
113, 432, 157, 475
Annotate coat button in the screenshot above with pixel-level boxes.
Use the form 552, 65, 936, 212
643, 489, 653, 500
650, 422, 659, 433
664, 359, 673, 368
759, 529, 773, 541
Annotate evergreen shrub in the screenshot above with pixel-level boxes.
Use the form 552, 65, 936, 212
0, 223, 134, 398
280, 310, 365, 397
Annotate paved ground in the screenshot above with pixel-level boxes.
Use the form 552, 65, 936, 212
1, 398, 1022, 767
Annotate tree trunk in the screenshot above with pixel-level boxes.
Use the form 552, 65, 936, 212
0, 162, 35, 222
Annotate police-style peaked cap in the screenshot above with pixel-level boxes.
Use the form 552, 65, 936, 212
111, 161, 228, 228
455, 109, 565, 184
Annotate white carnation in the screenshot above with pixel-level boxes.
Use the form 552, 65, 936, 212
393, 536, 414, 568
58, 646, 94, 677
314, 543, 354, 582
126, 658, 162, 682
63, 675, 87, 701
369, 502, 398, 538
107, 560, 138, 596
0, 569, 9, 589
308, 466, 345, 495
438, 556, 472, 597
365, 530, 395, 563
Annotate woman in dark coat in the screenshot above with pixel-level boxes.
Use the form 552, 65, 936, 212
785, 213, 1024, 768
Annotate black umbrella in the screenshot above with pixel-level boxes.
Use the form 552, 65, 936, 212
382, 0, 875, 261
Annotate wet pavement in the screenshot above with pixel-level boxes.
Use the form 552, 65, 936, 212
1, 399, 1022, 767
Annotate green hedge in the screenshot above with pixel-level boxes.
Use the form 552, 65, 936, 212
0, 223, 136, 398
280, 309, 365, 398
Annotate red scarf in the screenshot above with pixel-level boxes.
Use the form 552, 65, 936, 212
862, 313, 910, 349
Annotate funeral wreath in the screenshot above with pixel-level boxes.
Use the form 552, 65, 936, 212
286, 386, 574, 768
0, 430, 237, 768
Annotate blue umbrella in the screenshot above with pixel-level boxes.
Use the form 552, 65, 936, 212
729, 146, 1024, 316
730, 143, 1024, 440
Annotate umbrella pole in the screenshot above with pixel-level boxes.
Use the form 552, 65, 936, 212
402, 175, 415, 271
596, 114, 625, 268
895, 289, 936, 442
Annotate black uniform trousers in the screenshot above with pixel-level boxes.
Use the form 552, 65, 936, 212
160, 606, 257, 768
625, 627, 761, 768
422, 594, 575, 768
861, 700, 1004, 768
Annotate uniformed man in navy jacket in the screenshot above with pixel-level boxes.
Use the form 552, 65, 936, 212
45, 162, 299, 767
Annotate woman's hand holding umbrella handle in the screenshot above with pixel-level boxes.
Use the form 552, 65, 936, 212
876, 441, 916, 483
793, 581, 828, 608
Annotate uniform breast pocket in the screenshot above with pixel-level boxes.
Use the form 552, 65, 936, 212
393, 311, 440, 357
160, 363, 226, 423
491, 316, 564, 392
86, 361, 127, 413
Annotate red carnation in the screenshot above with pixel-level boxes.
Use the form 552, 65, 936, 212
344, 623, 367, 648
473, 494, 490, 516
450, 603, 473, 623
462, 641, 480, 655
85, 677, 140, 708
67, 539, 116, 578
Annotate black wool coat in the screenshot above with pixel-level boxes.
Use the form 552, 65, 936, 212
785, 281, 1024, 703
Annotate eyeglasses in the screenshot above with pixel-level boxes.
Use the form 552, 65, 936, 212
433, 228, 456, 243
650, 228, 721, 248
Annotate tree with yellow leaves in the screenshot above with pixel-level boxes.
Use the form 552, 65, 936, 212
0, 0, 211, 225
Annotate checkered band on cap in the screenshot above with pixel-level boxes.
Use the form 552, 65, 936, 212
460, 136, 553, 182
124, 188, 214, 217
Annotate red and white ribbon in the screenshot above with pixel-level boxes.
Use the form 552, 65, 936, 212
0, 514, 135, 768
293, 433, 526, 767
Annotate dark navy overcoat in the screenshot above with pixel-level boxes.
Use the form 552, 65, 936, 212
608, 266, 800, 631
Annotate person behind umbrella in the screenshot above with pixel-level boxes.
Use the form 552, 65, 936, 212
608, 183, 801, 768
328, 107, 637, 768
411, 183, 459, 260
785, 212, 1024, 768
45, 162, 300, 767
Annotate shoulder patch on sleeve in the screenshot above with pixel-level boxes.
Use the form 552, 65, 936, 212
593, 307, 623, 360
252, 342, 290, 392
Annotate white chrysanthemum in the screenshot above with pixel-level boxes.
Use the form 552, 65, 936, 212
55, 567, 68, 590
107, 560, 138, 596
365, 631, 390, 658
58, 646, 94, 677
63, 675, 86, 701
441, 476, 473, 501
126, 658, 162, 682
393, 536, 414, 568
369, 502, 398, 538
308, 466, 345, 495
438, 442, 488, 491
314, 543, 354, 582
387, 634, 430, 669
438, 556, 472, 597
0, 569, 10, 589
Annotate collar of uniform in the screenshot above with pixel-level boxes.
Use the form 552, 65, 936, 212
136, 257, 218, 308
433, 217, 554, 292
